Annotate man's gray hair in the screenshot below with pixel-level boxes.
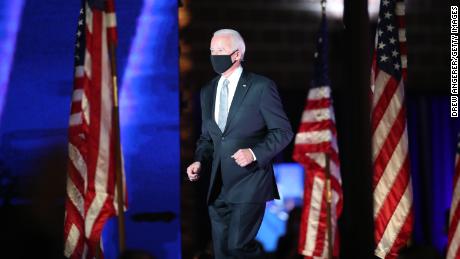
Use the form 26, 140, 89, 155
213, 29, 246, 60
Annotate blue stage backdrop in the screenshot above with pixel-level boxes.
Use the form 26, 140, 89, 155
407, 95, 460, 253
0, 0, 180, 258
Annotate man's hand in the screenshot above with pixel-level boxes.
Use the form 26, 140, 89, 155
231, 149, 254, 167
186, 161, 201, 182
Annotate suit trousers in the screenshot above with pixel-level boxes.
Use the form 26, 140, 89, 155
208, 190, 266, 259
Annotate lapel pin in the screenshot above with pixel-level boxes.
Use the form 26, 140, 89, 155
243, 84, 247, 87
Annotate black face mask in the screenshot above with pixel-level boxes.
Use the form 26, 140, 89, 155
210, 50, 238, 74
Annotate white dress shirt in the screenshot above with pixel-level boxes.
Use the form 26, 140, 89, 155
214, 66, 243, 122
214, 66, 256, 161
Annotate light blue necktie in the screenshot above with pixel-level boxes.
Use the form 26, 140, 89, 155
217, 79, 230, 132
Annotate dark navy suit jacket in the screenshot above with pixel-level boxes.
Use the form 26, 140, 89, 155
194, 70, 293, 204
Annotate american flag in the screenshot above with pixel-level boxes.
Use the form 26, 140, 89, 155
293, 12, 343, 258
371, 0, 413, 258
447, 133, 460, 259
63, 0, 126, 258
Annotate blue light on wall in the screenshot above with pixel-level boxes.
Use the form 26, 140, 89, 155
0, 1, 24, 123
429, 97, 458, 251
0, 0, 179, 257
407, 96, 460, 253
105, 0, 180, 257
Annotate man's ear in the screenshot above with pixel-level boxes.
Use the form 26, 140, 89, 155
235, 50, 241, 61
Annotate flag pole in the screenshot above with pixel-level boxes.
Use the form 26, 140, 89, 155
109, 36, 126, 254
320, 2, 333, 258
325, 153, 333, 259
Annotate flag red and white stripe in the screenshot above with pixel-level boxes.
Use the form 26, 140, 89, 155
371, 0, 413, 258
64, 1, 126, 258
447, 134, 460, 259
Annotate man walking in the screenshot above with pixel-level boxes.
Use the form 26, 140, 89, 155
186, 29, 293, 258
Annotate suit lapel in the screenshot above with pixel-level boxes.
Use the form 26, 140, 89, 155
223, 71, 251, 134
